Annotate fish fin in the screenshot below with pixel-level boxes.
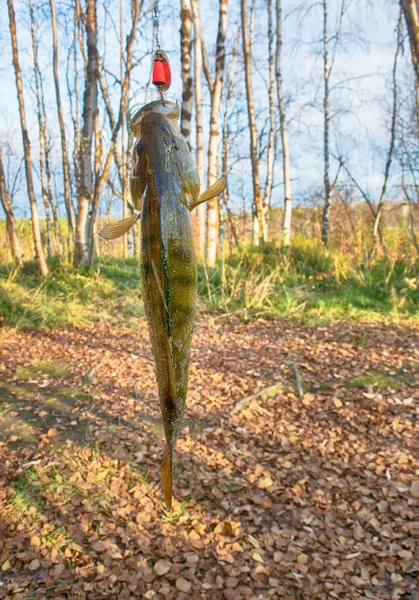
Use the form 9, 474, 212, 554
160, 446, 173, 509
98, 213, 141, 240
188, 177, 226, 211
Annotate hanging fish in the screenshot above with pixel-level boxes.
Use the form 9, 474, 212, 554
99, 100, 225, 508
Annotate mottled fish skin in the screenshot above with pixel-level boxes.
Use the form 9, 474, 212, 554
131, 101, 199, 507
97, 100, 224, 506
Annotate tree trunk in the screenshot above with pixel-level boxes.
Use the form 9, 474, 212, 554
241, 0, 267, 244
7, 0, 48, 276
371, 14, 402, 253
120, 0, 128, 259
401, 0, 419, 86
221, 29, 240, 249
263, 0, 275, 231
0, 146, 23, 267
191, 0, 206, 260
207, 0, 229, 267
74, 0, 98, 267
321, 0, 331, 248
86, 0, 141, 266
180, 0, 194, 143
50, 0, 74, 235
30, 0, 53, 257
275, 0, 292, 246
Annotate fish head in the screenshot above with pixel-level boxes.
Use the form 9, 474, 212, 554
130, 101, 200, 201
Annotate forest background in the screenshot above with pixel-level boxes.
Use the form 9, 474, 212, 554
0, 0, 418, 325
0, 2, 418, 599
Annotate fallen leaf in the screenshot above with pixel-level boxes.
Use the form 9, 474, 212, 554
154, 560, 171, 576
28, 559, 40, 571
176, 577, 191, 593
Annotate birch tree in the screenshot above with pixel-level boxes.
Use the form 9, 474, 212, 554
401, 0, 419, 86
241, 0, 268, 243
321, 0, 345, 248
85, 0, 142, 265
263, 0, 276, 226
7, 0, 48, 276
74, 0, 98, 267
0, 145, 23, 267
221, 29, 240, 249
50, 0, 74, 235
206, 0, 229, 266
370, 14, 402, 252
191, 0, 207, 260
275, 0, 292, 246
30, 0, 54, 257
180, 0, 194, 142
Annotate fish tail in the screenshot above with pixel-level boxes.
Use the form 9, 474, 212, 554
160, 445, 173, 509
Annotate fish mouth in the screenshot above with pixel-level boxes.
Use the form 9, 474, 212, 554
130, 100, 180, 136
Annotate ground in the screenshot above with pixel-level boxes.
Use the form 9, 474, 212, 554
0, 316, 418, 599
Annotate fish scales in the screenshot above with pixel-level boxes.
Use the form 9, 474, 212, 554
99, 100, 225, 507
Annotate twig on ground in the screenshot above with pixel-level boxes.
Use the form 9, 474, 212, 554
231, 383, 283, 414
85, 357, 105, 384
291, 358, 304, 401
23, 576, 82, 599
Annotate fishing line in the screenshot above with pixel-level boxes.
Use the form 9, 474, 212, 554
153, 0, 161, 52
152, 0, 172, 101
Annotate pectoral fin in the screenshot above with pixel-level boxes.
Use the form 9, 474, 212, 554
98, 212, 141, 240
188, 177, 226, 211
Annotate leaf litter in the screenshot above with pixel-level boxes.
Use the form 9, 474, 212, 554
0, 317, 418, 599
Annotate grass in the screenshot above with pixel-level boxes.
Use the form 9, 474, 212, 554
6, 468, 46, 521
0, 240, 418, 329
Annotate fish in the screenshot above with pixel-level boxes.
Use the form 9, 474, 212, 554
99, 100, 226, 508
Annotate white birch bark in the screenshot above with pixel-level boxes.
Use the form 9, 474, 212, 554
0, 145, 23, 266
241, 0, 268, 243
180, 0, 194, 143
275, 0, 292, 246
401, 0, 419, 86
191, 0, 206, 260
50, 0, 74, 235
30, 0, 52, 256
7, 0, 48, 276
206, 0, 229, 267
74, 0, 98, 267
263, 0, 275, 230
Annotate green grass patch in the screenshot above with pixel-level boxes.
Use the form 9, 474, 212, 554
0, 241, 418, 328
6, 468, 45, 520
344, 370, 414, 391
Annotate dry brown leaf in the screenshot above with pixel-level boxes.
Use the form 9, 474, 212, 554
153, 560, 171, 576
175, 577, 191, 593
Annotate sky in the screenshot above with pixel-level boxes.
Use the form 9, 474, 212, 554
0, 0, 413, 219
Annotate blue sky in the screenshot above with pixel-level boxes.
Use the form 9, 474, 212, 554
0, 0, 412, 218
